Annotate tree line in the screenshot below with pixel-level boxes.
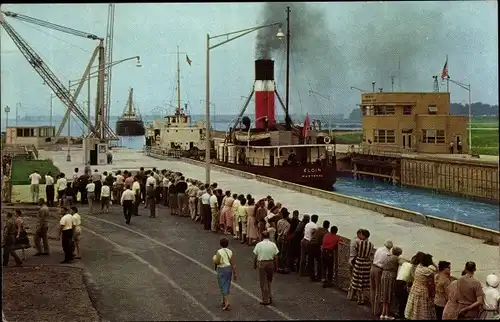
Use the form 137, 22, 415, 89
348, 102, 499, 120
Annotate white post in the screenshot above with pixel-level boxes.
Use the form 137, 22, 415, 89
468, 84, 472, 155
205, 34, 211, 184
49, 95, 53, 127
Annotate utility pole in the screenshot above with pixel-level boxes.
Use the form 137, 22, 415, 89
15, 102, 20, 125
4, 106, 10, 129
372, 81, 376, 92
177, 46, 181, 113
390, 76, 396, 92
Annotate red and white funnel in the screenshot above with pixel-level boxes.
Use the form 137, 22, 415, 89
254, 59, 276, 129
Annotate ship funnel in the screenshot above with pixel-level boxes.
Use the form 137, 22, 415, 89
254, 59, 276, 129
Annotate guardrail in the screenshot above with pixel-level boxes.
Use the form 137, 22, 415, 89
148, 151, 499, 244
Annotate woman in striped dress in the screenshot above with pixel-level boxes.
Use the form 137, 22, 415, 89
379, 246, 403, 320
350, 229, 374, 305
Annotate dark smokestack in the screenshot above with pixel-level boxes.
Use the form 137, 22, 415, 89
255, 59, 274, 81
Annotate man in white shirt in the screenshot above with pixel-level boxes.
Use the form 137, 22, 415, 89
132, 178, 141, 216
162, 173, 169, 206
86, 179, 96, 215
209, 190, 219, 233
92, 170, 102, 201
29, 170, 42, 203
300, 214, 318, 276
253, 230, 279, 305
71, 206, 82, 259
58, 207, 74, 263
121, 185, 135, 224
146, 172, 156, 189
100, 183, 111, 214
200, 188, 211, 230
370, 240, 393, 316
45, 172, 55, 207
56, 173, 68, 206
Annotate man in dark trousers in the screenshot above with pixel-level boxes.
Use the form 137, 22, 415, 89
146, 183, 156, 218
58, 207, 74, 263
321, 225, 343, 288
34, 198, 50, 256
2, 212, 23, 267
121, 185, 135, 224
309, 220, 330, 281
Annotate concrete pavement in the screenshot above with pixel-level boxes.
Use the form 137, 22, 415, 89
40, 148, 500, 284
79, 205, 373, 320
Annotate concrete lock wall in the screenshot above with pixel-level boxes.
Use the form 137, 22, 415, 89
401, 157, 499, 202
149, 151, 499, 245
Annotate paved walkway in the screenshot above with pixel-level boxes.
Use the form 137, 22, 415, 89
39, 148, 500, 284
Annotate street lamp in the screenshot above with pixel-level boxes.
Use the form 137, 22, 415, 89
49, 92, 57, 128
448, 78, 472, 155
4, 105, 10, 129
309, 90, 333, 137
205, 22, 283, 183
200, 100, 216, 127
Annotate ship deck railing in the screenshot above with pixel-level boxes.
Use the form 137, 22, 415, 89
216, 155, 335, 167
351, 145, 411, 158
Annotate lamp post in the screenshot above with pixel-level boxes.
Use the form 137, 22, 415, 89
205, 22, 284, 184
200, 100, 216, 128
309, 90, 333, 137
49, 92, 57, 128
4, 105, 10, 129
448, 78, 472, 155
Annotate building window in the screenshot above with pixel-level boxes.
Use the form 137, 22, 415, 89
385, 106, 396, 115
374, 129, 396, 143
361, 107, 367, 116
436, 130, 445, 143
428, 105, 438, 114
374, 106, 395, 115
422, 129, 445, 143
17, 129, 23, 137
403, 105, 412, 115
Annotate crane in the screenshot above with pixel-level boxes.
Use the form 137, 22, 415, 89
0, 10, 117, 139
104, 3, 115, 128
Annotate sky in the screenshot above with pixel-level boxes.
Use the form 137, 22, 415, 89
0, 2, 498, 120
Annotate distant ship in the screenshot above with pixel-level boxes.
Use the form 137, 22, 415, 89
115, 88, 145, 136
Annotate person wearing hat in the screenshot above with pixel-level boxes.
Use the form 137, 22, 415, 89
481, 274, 500, 320
370, 240, 393, 316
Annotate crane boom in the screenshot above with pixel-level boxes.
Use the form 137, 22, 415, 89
104, 4, 115, 128
0, 17, 98, 135
1, 10, 117, 139
2, 10, 103, 40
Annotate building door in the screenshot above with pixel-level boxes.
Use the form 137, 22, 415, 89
401, 132, 413, 150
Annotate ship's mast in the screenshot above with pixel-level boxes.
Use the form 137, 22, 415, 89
284, 5, 292, 129
177, 46, 181, 114
127, 88, 134, 116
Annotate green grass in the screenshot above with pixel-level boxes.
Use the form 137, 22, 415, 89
334, 131, 363, 145
11, 158, 61, 185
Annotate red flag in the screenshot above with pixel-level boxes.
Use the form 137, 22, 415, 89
186, 55, 192, 66
441, 55, 449, 80
302, 113, 311, 137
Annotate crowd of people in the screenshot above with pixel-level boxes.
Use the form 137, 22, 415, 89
13, 166, 500, 319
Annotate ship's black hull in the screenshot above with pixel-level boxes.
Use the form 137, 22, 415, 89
116, 120, 145, 136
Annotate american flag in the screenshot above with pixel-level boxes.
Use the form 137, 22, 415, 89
441, 55, 449, 80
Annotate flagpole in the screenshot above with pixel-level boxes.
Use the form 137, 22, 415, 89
446, 55, 449, 92
177, 46, 181, 113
